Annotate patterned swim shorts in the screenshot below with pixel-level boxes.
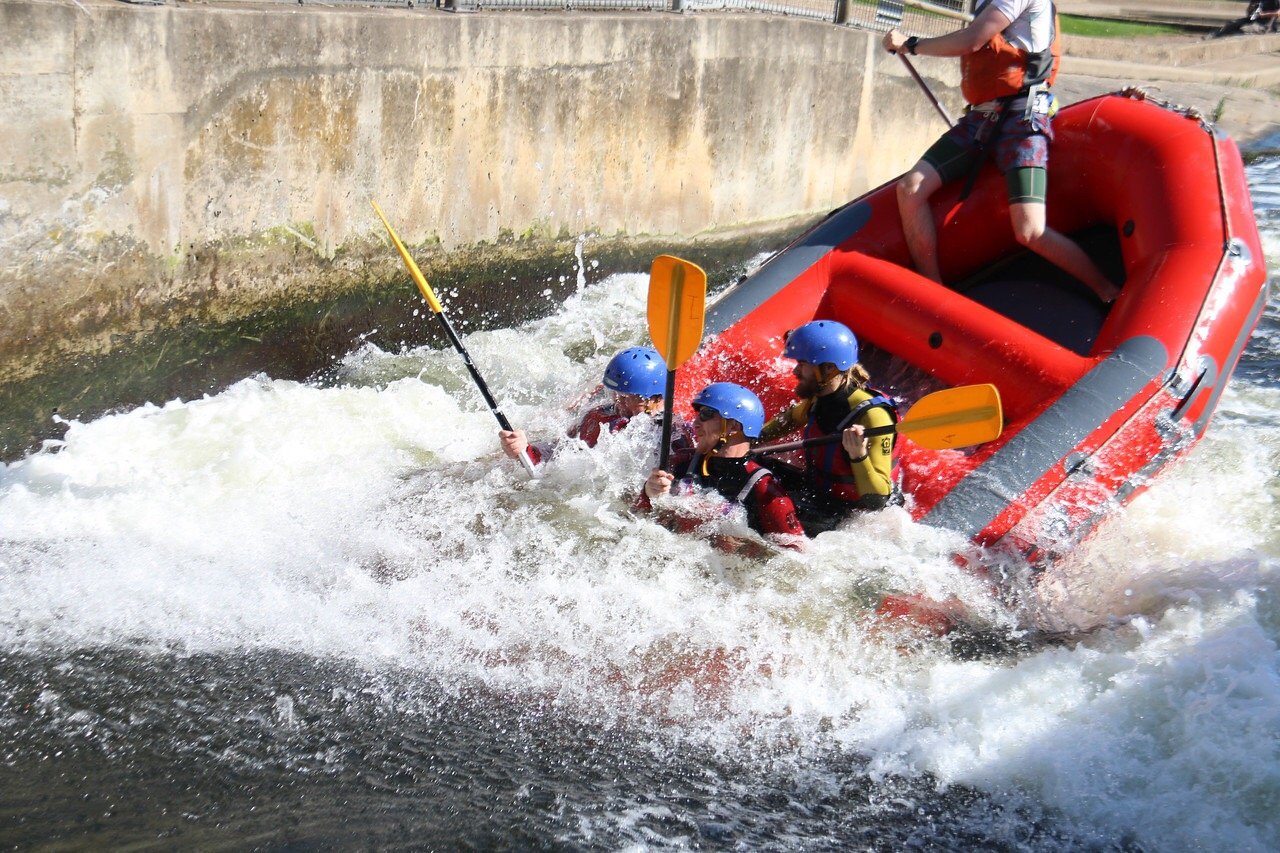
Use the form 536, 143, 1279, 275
922, 106, 1054, 203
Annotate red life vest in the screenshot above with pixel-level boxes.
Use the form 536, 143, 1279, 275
960, 1, 1061, 105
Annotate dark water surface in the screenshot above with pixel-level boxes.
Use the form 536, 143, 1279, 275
0, 651, 1115, 851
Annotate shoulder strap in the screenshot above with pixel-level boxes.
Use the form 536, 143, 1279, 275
835, 388, 901, 452
674, 453, 699, 486
1024, 2, 1059, 88
735, 467, 770, 504
836, 388, 899, 431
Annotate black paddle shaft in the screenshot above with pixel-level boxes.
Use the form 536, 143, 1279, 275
748, 424, 896, 457
432, 310, 515, 433
658, 369, 677, 472
899, 54, 954, 127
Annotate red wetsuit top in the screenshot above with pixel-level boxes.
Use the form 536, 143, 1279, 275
636, 451, 806, 545
527, 406, 690, 465
526, 404, 631, 465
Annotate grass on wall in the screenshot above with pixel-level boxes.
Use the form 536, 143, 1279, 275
1060, 14, 1189, 38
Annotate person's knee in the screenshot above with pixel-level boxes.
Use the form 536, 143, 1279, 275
896, 173, 924, 206
1012, 220, 1045, 247
1010, 208, 1046, 247
897, 169, 935, 209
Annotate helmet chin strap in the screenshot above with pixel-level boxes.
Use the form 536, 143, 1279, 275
819, 364, 846, 395
700, 418, 732, 477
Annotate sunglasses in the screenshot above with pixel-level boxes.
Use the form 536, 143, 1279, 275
695, 406, 721, 422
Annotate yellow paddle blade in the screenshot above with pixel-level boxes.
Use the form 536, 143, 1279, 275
899, 383, 1003, 450
370, 199, 444, 314
646, 255, 707, 367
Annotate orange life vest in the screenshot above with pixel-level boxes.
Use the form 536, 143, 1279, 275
960, 1, 1061, 105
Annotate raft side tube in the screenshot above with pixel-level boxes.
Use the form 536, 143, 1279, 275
921, 335, 1168, 539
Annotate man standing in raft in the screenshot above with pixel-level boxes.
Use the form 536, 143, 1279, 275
499, 346, 668, 468
883, 1, 1121, 304
758, 321, 898, 534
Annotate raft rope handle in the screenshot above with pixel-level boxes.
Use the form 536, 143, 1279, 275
1165, 95, 1244, 394
1120, 86, 1215, 133
1208, 121, 1234, 246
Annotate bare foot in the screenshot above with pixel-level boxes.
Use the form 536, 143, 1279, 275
1092, 281, 1121, 305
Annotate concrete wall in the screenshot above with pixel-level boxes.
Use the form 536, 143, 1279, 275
0, 0, 954, 385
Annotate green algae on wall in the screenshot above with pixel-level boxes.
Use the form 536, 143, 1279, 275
0, 222, 807, 460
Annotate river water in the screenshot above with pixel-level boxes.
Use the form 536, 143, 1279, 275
1, 154, 1277, 850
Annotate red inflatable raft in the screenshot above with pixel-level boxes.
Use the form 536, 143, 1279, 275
680, 91, 1270, 563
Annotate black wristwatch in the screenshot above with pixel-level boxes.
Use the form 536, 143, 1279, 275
905, 36, 920, 55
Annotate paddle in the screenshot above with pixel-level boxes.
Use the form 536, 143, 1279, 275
898, 54, 954, 128
646, 255, 707, 472
749, 383, 1002, 456
370, 199, 540, 479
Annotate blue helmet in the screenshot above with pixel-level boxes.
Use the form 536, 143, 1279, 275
602, 347, 667, 397
692, 382, 765, 439
783, 320, 859, 371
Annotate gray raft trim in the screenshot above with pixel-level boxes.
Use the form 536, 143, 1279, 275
922, 335, 1169, 539
705, 203, 873, 337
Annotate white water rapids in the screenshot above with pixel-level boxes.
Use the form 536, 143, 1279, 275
2, 165, 1278, 848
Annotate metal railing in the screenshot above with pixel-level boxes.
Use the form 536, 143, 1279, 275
200, 0, 975, 35
682, 0, 840, 24
844, 0, 974, 37
431, 0, 974, 36
469, 0, 671, 10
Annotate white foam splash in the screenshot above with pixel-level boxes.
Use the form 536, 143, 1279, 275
1, 268, 1278, 849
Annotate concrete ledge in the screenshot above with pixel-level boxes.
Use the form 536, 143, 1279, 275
1062, 53, 1280, 89
1058, 0, 1247, 29
1065, 32, 1280, 67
